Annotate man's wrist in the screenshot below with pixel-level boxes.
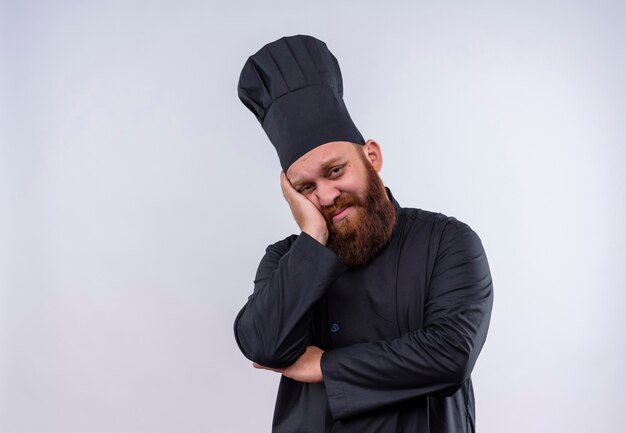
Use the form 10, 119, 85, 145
303, 227, 328, 245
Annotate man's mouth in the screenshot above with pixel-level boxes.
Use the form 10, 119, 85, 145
331, 206, 352, 224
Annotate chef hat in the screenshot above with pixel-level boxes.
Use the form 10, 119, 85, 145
237, 34, 365, 171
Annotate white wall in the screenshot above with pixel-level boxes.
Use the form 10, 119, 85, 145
1, 1, 624, 432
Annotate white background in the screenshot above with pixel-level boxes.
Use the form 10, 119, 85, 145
1, 1, 625, 432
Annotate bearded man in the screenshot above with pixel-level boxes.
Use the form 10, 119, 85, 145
234, 35, 494, 433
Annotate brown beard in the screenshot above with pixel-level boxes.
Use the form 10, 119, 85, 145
321, 153, 396, 268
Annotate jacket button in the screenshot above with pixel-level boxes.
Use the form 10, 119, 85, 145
330, 323, 340, 333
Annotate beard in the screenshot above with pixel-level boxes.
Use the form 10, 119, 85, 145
320, 154, 396, 268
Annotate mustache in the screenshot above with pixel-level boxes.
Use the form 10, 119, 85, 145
321, 193, 362, 223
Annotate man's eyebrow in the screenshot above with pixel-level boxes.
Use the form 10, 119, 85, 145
289, 177, 303, 188
320, 157, 344, 171
289, 175, 306, 188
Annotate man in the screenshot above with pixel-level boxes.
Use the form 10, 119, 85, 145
234, 35, 493, 433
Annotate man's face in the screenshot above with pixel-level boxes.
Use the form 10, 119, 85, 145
286, 140, 396, 267
287, 140, 372, 214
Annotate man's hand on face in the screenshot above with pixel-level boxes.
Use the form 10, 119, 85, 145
252, 345, 324, 383
280, 172, 329, 245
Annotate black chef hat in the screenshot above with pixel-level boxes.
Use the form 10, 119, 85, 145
237, 34, 365, 171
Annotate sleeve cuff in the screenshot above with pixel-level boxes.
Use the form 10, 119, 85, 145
321, 349, 350, 419
293, 231, 347, 278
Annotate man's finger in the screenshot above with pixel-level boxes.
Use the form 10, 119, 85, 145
279, 171, 297, 202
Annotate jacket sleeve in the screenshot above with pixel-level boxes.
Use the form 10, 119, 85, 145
234, 232, 346, 368
320, 220, 494, 420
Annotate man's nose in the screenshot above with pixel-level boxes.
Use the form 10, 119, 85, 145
315, 182, 340, 208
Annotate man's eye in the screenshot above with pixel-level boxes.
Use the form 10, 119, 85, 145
328, 166, 344, 178
299, 185, 313, 194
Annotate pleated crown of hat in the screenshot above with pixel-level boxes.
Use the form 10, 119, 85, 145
237, 34, 365, 171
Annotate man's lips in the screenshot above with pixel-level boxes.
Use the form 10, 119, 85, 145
331, 206, 352, 224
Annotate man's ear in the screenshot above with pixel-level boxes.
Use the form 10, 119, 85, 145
362, 139, 383, 172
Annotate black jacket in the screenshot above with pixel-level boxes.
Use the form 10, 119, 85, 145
234, 191, 494, 432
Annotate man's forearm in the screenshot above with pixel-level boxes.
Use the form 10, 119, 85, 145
253, 345, 325, 383
234, 233, 346, 368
